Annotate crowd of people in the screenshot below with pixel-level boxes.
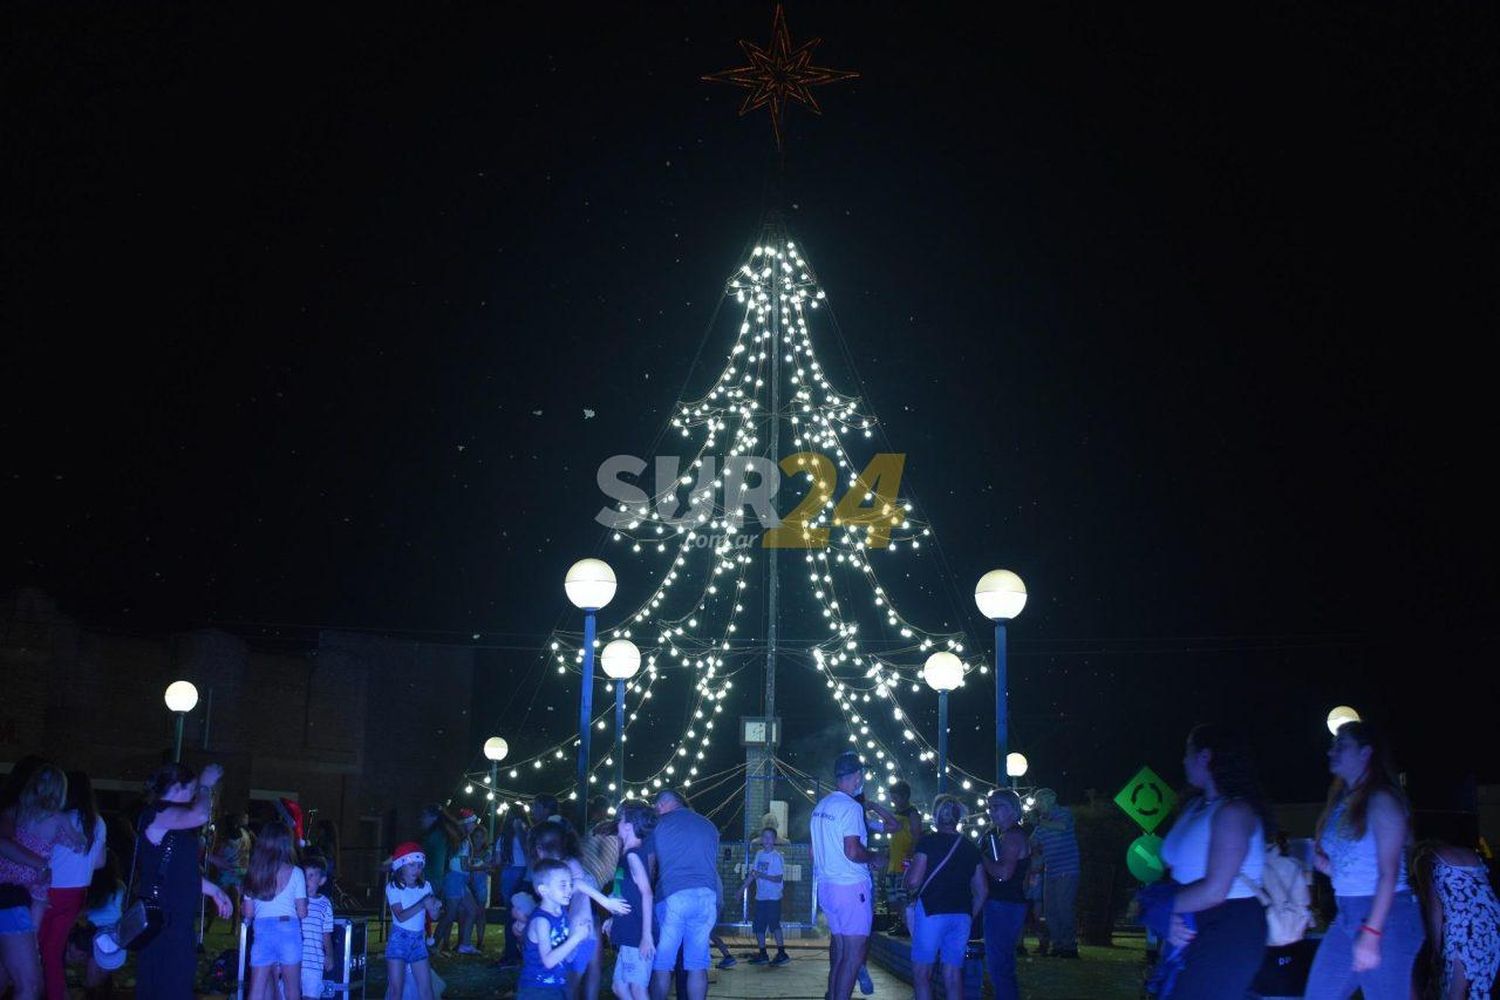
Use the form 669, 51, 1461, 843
4, 716, 1497, 1000
0, 755, 344, 1000
1140, 720, 1500, 1000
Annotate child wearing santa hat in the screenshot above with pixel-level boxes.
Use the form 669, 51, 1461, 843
385, 843, 442, 1000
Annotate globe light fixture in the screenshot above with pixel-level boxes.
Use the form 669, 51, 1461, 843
600, 639, 642, 680
565, 558, 617, 610
163, 680, 199, 762
483, 737, 510, 762
1007, 751, 1029, 780
1326, 705, 1361, 736
924, 651, 963, 792
975, 569, 1027, 787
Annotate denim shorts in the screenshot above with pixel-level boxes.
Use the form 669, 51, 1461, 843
652, 887, 717, 972
910, 901, 971, 966
0, 905, 33, 936
612, 944, 651, 988
250, 918, 302, 967
443, 870, 468, 901
386, 926, 429, 965
753, 898, 782, 933
301, 966, 330, 998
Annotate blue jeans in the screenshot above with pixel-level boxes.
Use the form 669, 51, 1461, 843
983, 900, 1027, 1000
1304, 892, 1424, 1000
652, 887, 717, 972
499, 866, 527, 962
1043, 872, 1079, 952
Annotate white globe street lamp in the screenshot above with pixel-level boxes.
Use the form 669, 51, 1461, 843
925, 652, 963, 792
483, 736, 509, 840
163, 680, 199, 762
1326, 705, 1361, 736
600, 639, 641, 801
565, 558, 616, 830
975, 569, 1027, 787
1007, 752, 1030, 781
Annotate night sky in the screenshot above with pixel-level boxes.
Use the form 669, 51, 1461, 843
4, 4, 1497, 809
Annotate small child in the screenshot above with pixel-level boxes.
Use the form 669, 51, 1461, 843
385, 842, 443, 1000
610, 802, 656, 1000
519, 859, 592, 1000
527, 824, 631, 999
740, 826, 789, 965
301, 854, 336, 999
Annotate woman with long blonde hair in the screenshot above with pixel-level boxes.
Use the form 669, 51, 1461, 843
1304, 720, 1424, 999
0, 764, 85, 1000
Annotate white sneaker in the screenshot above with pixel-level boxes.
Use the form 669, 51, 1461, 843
457, 944, 480, 955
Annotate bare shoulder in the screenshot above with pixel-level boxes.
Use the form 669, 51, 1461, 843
1366, 788, 1406, 820
1216, 799, 1258, 829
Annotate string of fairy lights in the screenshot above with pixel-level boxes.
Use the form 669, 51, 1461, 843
450, 235, 1020, 817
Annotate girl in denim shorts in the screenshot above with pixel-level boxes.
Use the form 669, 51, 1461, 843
385, 842, 442, 1000
243, 821, 308, 1000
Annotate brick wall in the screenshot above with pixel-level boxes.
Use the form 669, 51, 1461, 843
0, 589, 477, 905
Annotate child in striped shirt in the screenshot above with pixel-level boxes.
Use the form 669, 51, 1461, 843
300, 854, 336, 999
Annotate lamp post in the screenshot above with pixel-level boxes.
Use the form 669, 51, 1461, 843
1006, 751, 1029, 789
923, 652, 963, 793
163, 680, 199, 763
483, 736, 509, 844
1326, 705, 1360, 736
600, 639, 641, 805
565, 558, 617, 830
975, 569, 1028, 788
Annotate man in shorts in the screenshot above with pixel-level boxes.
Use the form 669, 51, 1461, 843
646, 789, 721, 1000
812, 752, 885, 1000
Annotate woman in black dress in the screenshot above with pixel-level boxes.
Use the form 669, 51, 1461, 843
133, 762, 233, 999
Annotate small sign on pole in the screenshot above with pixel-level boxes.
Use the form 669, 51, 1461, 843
1113, 765, 1177, 834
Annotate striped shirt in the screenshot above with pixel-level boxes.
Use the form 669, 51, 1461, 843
302, 895, 335, 976
1031, 808, 1081, 877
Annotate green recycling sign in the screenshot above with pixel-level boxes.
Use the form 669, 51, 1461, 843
1114, 765, 1176, 834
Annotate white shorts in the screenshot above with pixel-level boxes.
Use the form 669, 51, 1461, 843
300, 967, 329, 998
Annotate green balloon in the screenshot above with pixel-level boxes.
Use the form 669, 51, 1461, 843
1126, 833, 1165, 884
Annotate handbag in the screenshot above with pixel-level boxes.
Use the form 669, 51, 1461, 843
904, 834, 964, 936
117, 818, 175, 951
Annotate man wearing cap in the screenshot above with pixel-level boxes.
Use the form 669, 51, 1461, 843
812, 751, 885, 1000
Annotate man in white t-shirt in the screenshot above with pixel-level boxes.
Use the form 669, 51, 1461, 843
812, 751, 884, 1000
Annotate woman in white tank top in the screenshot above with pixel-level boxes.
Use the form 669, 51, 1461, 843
1304, 720, 1424, 1000
1156, 724, 1270, 999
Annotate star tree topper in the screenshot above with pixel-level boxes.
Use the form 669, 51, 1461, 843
702, 5, 858, 150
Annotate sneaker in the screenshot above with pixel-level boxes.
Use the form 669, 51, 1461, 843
748, 953, 770, 965
857, 964, 874, 994
717, 955, 737, 969
457, 944, 480, 955
770, 951, 791, 966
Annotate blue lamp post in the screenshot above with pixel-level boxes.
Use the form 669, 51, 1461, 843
923, 652, 964, 793
975, 569, 1028, 788
565, 558, 618, 830
600, 639, 642, 805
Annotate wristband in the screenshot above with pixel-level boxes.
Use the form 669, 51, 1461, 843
1359, 924, 1382, 937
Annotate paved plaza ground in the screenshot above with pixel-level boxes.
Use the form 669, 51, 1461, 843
101, 923, 1147, 998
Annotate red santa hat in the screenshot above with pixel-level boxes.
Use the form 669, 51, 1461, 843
391, 842, 425, 870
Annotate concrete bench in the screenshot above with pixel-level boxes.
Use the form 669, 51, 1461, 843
866, 931, 985, 1000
